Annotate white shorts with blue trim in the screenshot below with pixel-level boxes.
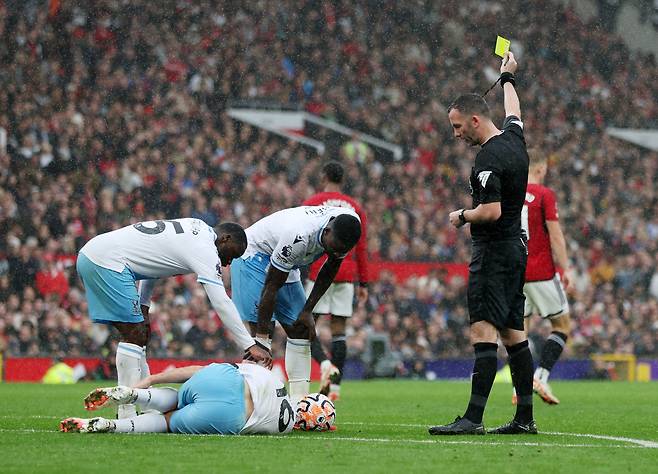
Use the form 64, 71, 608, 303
76, 252, 143, 324
230, 253, 306, 326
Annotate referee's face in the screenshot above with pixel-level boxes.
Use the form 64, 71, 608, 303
448, 109, 480, 146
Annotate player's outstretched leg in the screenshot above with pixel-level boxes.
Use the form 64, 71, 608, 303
60, 417, 115, 433
84, 386, 137, 411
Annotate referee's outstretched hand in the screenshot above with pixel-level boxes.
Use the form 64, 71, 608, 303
500, 51, 518, 74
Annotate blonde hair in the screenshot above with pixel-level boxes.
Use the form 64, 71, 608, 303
527, 148, 547, 171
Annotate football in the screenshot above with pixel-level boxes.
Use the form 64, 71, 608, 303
294, 393, 336, 431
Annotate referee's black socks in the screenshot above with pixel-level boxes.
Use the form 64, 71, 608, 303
463, 342, 498, 424
506, 340, 534, 424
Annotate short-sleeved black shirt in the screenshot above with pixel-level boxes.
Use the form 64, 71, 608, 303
469, 115, 529, 242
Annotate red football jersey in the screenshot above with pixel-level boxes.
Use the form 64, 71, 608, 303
303, 192, 368, 284
523, 183, 559, 282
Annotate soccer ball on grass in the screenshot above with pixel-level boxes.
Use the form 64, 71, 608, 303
294, 393, 336, 431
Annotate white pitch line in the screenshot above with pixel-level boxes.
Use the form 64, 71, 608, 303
545, 431, 658, 449
3, 418, 657, 449
341, 422, 658, 449
0, 415, 62, 420
0, 428, 655, 450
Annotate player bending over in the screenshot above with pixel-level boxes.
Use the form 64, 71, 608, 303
60, 362, 295, 435
230, 206, 361, 406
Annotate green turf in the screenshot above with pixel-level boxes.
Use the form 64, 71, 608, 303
1, 379, 657, 473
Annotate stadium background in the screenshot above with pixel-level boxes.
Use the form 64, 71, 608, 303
1, 0, 657, 382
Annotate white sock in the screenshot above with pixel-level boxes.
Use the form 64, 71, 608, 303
140, 346, 150, 380
286, 338, 311, 406
113, 413, 168, 433
534, 367, 550, 384
134, 387, 179, 413
138, 347, 160, 414
116, 342, 143, 418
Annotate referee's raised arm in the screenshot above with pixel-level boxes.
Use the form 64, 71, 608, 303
500, 51, 521, 119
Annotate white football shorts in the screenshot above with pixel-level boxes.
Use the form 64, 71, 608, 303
523, 273, 570, 318
304, 281, 355, 317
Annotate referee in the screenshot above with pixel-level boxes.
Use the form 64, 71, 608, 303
429, 52, 536, 435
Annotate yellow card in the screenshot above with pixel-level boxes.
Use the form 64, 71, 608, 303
495, 35, 511, 57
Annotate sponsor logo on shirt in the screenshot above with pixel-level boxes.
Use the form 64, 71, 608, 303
293, 235, 303, 244
281, 245, 293, 258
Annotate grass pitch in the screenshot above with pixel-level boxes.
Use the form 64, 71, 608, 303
0, 379, 656, 473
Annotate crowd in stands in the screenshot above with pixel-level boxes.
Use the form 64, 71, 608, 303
0, 0, 657, 368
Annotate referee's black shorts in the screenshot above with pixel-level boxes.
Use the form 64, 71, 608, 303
467, 237, 528, 331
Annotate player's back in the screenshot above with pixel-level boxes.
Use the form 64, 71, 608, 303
80, 218, 219, 280
239, 363, 294, 435
524, 184, 558, 282
244, 205, 359, 264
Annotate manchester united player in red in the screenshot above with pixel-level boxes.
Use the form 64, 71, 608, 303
521, 150, 574, 405
303, 161, 368, 400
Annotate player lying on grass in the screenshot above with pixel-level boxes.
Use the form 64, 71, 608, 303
60, 362, 295, 435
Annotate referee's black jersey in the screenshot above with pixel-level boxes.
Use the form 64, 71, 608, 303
469, 115, 529, 242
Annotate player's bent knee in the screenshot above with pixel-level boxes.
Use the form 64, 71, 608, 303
283, 319, 311, 339
114, 321, 150, 347
469, 320, 498, 344
330, 316, 346, 334
551, 314, 571, 335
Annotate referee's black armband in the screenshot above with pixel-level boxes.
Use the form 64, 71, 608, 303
500, 72, 516, 88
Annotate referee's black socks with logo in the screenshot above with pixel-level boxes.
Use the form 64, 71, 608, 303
463, 342, 498, 424
506, 340, 534, 424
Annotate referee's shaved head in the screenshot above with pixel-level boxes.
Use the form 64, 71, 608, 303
448, 94, 491, 119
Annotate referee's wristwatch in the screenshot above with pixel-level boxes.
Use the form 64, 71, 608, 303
458, 209, 467, 225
